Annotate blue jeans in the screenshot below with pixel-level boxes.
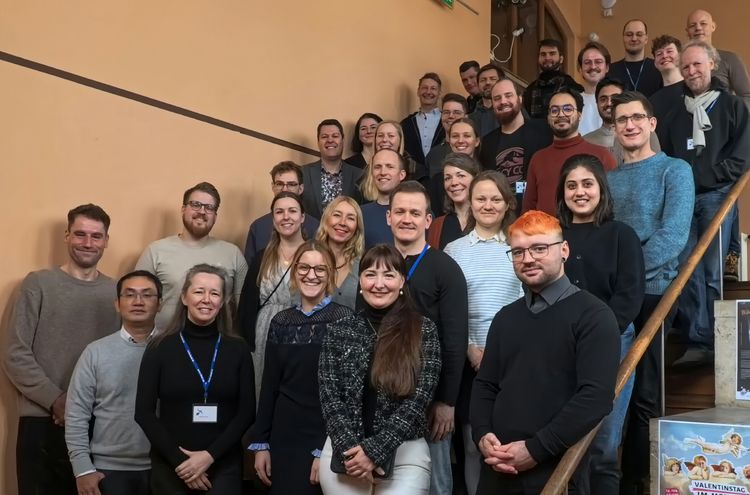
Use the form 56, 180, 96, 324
428, 434, 452, 495
589, 324, 635, 494
676, 185, 735, 350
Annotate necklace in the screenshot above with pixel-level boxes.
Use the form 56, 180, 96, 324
279, 245, 295, 265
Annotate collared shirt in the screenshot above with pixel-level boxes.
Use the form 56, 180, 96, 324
119, 326, 154, 344
523, 274, 580, 314
467, 229, 505, 246
321, 167, 343, 207
295, 295, 332, 317
416, 108, 442, 158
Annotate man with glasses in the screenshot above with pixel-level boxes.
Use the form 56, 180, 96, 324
608, 19, 662, 97
471, 210, 619, 494
65, 271, 162, 495
426, 93, 468, 180
522, 87, 616, 215
136, 181, 247, 329
577, 41, 611, 135
4, 204, 120, 495
244, 161, 320, 262
607, 90, 695, 494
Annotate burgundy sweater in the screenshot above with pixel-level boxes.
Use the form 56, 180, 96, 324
522, 135, 616, 215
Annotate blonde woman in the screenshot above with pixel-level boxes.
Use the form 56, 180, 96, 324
360, 121, 406, 202
315, 196, 364, 310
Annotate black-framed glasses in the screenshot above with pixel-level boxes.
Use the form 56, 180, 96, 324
549, 104, 576, 117
119, 291, 159, 301
185, 200, 218, 213
272, 180, 300, 190
295, 263, 329, 277
614, 113, 649, 126
507, 241, 564, 262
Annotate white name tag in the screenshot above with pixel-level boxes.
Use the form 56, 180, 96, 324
193, 404, 218, 423
687, 138, 694, 150
515, 181, 527, 194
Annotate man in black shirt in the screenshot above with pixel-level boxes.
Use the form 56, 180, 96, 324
459, 60, 483, 113
608, 19, 663, 97
387, 181, 468, 495
523, 39, 584, 119
471, 210, 619, 494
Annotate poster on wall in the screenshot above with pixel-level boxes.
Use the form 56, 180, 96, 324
658, 420, 750, 494
738, 300, 750, 401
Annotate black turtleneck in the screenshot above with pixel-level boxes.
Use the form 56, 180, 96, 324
135, 318, 255, 469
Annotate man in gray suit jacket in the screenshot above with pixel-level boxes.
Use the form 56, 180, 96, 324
302, 119, 363, 218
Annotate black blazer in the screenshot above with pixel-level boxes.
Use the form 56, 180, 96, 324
400, 112, 445, 173
301, 160, 363, 219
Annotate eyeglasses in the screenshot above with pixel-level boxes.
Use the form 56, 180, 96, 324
295, 263, 329, 277
582, 59, 606, 67
272, 180, 300, 190
441, 110, 465, 117
507, 241, 563, 262
549, 104, 576, 117
119, 291, 159, 301
614, 113, 649, 126
185, 200, 218, 213
624, 31, 646, 38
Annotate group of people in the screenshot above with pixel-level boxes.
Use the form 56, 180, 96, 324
3, 7, 750, 495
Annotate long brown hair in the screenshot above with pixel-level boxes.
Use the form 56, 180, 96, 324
361, 245, 423, 398
152, 263, 237, 346
258, 192, 305, 284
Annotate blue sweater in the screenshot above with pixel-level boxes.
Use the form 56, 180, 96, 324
608, 152, 694, 295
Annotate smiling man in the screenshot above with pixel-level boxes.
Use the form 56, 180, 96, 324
577, 41, 611, 135
301, 119, 364, 219
4, 204, 120, 495
607, 90, 695, 494
471, 210, 619, 494
361, 149, 407, 248
387, 181, 468, 495
401, 73, 445, 177
523, 88, 615, 215
136, 182, 247, 329
523, 39, 584, 119
608, 19, 663, 97
65, 271, 162, 495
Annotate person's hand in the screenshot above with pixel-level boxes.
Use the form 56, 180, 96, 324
51, 393, 66, 426
504, 441, 537, 473
75, 471, 104, 495
254, 450, 272, 486
478, 433, 516, 474
468, 345, 484, 371
428, 402, 455, 441
186, 473, 212, 491
343, 445, 376, 479
175, 448, 214, 482
309, 457, 320, 485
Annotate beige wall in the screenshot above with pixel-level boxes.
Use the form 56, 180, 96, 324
0, 1, 489, 492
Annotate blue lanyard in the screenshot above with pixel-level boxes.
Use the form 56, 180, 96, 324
406, 244, 430, 281
179, 332, 221, 403
624, 60, 645, 91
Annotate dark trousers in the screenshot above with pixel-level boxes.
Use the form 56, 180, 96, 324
16, 416, 76, 495
620, 294, 676, 495
99, 469, 151, 495
150, 452, 242, 495
476, 460, 589, 495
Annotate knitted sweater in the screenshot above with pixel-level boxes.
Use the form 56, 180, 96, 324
522, 135, 616, 215
608, 152, 695, 295
319, 312, 441, 468
3, 267, 119, 416
65, 331, 150, 475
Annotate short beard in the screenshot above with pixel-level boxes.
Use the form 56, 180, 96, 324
183, 216, 211, 239
497, 105, 521, 125
551, 119, 580, 138
540, 62, 562, 73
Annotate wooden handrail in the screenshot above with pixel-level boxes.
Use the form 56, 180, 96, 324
541, 169, 750, 495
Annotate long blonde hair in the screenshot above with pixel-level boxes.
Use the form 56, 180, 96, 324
361, 121, 405, 201
315, 196, 364, 266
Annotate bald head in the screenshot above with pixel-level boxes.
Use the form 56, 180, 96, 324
686, 9, 716, 43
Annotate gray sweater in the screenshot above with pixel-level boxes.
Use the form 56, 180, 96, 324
65, 331, 151, 475
3, 267, 119, 416
608, 152, 695, 295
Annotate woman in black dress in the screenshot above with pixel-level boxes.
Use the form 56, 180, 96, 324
135, 264, 255, 494
248, 240, 353, 494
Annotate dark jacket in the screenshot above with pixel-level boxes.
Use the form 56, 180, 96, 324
301, 160, 363, 219
401, 112, 445, 175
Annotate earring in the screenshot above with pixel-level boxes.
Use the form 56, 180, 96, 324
359, 289, 363, 294
561, 257, 566, 262
399, 289, 404, 295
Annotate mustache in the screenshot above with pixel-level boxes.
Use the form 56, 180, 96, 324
554, 117, 571, 124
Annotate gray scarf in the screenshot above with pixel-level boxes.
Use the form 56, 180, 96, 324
684, 90, 720, 156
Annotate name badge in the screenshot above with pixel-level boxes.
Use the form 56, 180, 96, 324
515, 181, 527, 194
193, 404, 218, 423
687, 138, 695, 150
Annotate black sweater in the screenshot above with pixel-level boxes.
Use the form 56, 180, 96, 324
135, 320, 255, 467
470, 291, 619, 468
405, 247, 468, 406
563, 221, 645, 332
659, 78, 750, 192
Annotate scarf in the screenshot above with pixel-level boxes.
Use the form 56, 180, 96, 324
684, 90, 720, 156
